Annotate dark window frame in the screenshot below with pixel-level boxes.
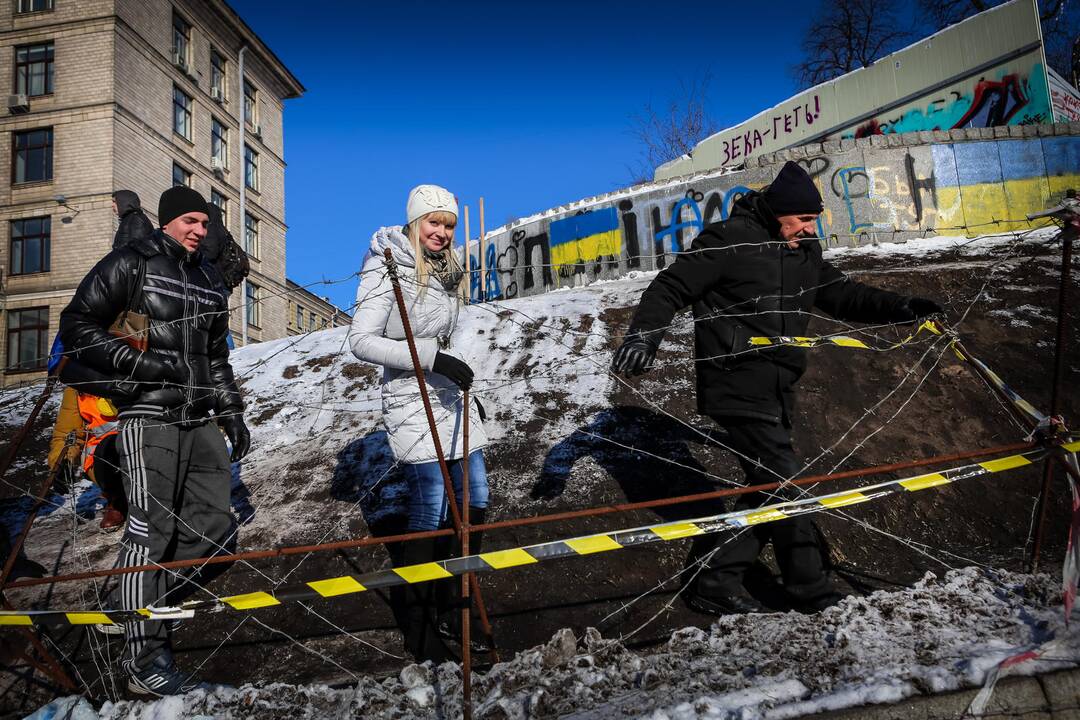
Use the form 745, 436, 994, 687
172, 162, 191, 187
295, 304, 303, 329
5, 306, 49, 372
211, 117, 228, 168
243, 77, 257, 126
12, 127, 53, 184
210, 48, 227, 101
10, 216, 51, 276
210, 188, 228, 225
15, 0, 54, 14
172, 84, 192, 141
243, 144, 258, 191
14, 41, 54, 97
245, 282, 261, 328
243, 211, 259, 258
172, 12, 191, 69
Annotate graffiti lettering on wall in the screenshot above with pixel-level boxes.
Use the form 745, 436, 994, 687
720, 96, 822, 166
481, 136, 1079, 300
843, 64, 1051, 138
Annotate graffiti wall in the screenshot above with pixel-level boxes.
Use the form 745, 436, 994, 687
1049, 67, 1080, 122
470, 128, 1080, 303
656, 0, 1050, 180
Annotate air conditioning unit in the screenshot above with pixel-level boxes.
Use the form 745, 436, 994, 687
171, 51, 188, 72
251, 123, 262, 139
210, 157, 226, 176
7, 94, 29, 114
211, 86, 225, 103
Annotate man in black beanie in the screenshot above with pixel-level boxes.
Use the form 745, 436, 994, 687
612, 161, 943, 616
60, 185, 250, 695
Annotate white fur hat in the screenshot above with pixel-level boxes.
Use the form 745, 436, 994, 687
406, 184, 458, 225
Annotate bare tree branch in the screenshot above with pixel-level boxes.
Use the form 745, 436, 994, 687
792, 0, 913, 90
627, 71, 719, 183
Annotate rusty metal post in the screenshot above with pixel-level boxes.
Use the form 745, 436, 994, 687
0, 439, 70, 589
1, 592, 78, 692
461, 388, 472, 720
1031, 224, 1075, 570
0, 362, 63, 486
381, 247, 496, 646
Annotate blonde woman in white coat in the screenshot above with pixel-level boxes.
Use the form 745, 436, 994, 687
348, 184, 488, 661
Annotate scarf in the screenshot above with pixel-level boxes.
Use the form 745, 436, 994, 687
423, 247, 464, 291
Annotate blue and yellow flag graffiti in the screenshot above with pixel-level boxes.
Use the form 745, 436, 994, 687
549, 207, 622, 272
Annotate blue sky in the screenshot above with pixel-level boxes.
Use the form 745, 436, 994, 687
229, 0, 903, 310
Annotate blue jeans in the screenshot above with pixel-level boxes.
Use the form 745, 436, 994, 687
403, 451, 489, 531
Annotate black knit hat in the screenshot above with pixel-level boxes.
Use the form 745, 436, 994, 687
762, 161, 823, 216
158, 186, 209, 227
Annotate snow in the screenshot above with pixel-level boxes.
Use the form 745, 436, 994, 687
34, 568, 1079, 719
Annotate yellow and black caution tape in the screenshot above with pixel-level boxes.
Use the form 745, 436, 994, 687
748, 319, 943, 351
4, 441, 1076, 628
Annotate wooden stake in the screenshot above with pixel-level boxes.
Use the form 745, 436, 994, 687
478, 197, 486, 302
463, 205, 471, 304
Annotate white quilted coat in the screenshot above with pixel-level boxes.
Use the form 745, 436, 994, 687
348, 227, 487, 464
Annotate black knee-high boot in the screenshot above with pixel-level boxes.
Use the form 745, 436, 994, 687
396, 536, 452, 663
435, 506, 490, 650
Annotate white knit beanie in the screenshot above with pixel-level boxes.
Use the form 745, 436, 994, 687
406, 184, 458, 225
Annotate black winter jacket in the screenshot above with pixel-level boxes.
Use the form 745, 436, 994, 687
628, 192, 910, 424
112, 191, 155, 250
60, 230, 242, 422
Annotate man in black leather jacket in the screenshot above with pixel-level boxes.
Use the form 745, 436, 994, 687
612, 162, 943, 617
60, 186, 251, 695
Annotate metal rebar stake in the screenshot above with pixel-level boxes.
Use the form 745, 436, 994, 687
1030, 224, 1075, 571
461, 388, 472, 720
381, 248, 497, 649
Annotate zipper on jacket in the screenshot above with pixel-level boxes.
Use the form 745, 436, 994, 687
178, 259, 194, 421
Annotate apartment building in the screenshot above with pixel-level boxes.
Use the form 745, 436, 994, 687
285, 278, 350, 336
0, 0, 303, 386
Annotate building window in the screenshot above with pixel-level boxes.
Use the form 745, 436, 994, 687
243, 212, 259, 257
211, 117, 228, 168
15, 42, 53, 97
172, 13, 191, 69
243, 78, 257, 126
243, 145, 258, 190
210, 188, 227, 224
10, 217, 50, 275
308, 312, 316, 332
210, 49, 226, 101
245, 282, 260, 327
173, 85, 192, 141
295, 304, 303, 329
172, 162, 191, 187
12, 128, 52, 184
6, 307, 48, 371
15, 0, 53, 13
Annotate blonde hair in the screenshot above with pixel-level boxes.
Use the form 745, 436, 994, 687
406, 210, 463, 296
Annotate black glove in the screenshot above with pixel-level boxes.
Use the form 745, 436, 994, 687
219, 415, 251, 463
432, 352, 473, 390
473, 397, 487, 422
897, 297, 945, 322
611, 334, 657, 376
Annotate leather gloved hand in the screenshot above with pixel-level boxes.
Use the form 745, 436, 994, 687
132, 352, 188, 386
611, 333, 658, 376
432, 352, 473, 391
897, 297, 945, 322
219, 415, 251, 462
473, 397, 487, 422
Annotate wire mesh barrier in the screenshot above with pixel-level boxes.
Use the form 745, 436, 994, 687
0, 214, 1077, 715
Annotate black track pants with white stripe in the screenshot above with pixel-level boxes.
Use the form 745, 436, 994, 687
118, 417, 237, 671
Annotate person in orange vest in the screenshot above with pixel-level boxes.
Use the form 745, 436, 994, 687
48, 386, 126, 530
